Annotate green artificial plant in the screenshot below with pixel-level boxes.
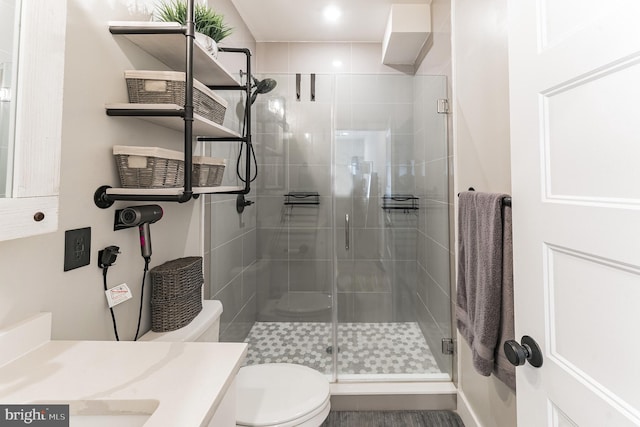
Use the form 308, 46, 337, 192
156, 0, 233, 43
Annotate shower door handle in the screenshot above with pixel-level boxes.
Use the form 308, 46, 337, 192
345, 214, 350, 250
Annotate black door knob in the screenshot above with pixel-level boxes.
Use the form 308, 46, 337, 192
504, 335, 543, 368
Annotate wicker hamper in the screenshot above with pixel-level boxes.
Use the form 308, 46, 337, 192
113, 145, 184, 188
192, 156, 226, 187
125, 70, 228, 125
150, 256, 203, 332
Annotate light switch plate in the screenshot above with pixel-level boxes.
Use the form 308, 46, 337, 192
64, 227, 91, 271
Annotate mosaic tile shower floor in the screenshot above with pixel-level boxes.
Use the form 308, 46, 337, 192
243, 322, 442, 376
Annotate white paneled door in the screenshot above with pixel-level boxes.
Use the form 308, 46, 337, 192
508, 1, 640, 426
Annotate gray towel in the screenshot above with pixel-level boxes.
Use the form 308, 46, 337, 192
456, 192, 511, 381
493, 204, 515, 391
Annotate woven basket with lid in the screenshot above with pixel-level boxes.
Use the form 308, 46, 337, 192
149, 256, 203, 332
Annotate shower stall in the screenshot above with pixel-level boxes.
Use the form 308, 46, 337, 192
208, 72, 452, 383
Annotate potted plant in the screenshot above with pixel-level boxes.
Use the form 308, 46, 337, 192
156, 0, 233, 58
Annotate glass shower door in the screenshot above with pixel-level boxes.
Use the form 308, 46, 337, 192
333, 74, 452, 381
245, 71, 452, 382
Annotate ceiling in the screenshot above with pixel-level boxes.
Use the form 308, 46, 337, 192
229, 0, 431, 43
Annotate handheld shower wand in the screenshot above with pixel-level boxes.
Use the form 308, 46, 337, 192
239, 70, 278, 105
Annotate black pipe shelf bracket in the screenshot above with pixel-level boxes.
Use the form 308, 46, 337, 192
382, 194, 419, 213
284, 192, 320, 206
95, 4, 254, 208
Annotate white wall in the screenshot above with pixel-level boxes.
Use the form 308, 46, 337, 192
416, 0, 452, 78
0, 0, 210, 340
452, 0, 516, 425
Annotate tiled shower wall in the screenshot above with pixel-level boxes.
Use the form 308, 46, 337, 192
205, 85, 259, 342
252, 71, 451, 343
252, 74, 423, 324
203, 0, 258, 343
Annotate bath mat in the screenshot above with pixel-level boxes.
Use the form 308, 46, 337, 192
321, 410, 465, 427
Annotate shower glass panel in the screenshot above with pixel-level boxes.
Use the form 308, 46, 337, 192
248, 73, 335, 375
334, 74, 451, 381
244, 72, 452, 382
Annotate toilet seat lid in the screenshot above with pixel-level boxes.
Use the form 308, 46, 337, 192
236, 363, 330, 426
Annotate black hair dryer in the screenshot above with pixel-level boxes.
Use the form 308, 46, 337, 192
114, 205, 163, 259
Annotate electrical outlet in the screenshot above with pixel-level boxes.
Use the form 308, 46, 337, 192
63, 227, 91, 271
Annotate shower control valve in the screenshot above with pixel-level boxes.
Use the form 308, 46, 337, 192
236, 194, 254, 214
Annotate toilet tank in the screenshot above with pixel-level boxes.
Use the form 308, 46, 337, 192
138, 300, 222, 342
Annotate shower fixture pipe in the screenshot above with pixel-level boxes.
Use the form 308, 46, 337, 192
203, 56, 277, 200
183, 0, 195, 200
201, 46, 254, 196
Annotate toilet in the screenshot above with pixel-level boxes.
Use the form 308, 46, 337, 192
140, 300, 331, 426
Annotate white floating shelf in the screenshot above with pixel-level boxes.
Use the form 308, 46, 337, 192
108, 21, 239, 87
105, 186, 244, 196
105, 104, 241, 138
193, 186, 243, 194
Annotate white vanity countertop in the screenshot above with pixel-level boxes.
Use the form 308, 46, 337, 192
0, 314, 247, 427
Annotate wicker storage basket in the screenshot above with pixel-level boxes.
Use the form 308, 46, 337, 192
151, 287, 202, 332
125, 70, 228, 125
113, 145, 184, 188
192, 156, 226, 187
150, 256, 204, 332
150, 256, 203, 300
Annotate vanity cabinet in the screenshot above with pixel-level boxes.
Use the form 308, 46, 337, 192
95, 15, 253, 208
207, 378, 237, 426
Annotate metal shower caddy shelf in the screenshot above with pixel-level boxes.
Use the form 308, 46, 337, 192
382, 194, 419, 212
94, 4, 254, 209
284, 192, 320, 206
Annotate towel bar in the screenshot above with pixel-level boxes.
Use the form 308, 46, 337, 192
457, 187, 511, 207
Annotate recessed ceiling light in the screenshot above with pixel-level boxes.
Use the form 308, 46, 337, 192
323, 5, 341, 23
332, 59, 343, 68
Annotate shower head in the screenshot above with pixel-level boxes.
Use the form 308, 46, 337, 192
254, 77, 277, 94
249, 76, 277, 105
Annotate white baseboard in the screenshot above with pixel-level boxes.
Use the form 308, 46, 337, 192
456, 390, 482, 427
329, 381, 458, 411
